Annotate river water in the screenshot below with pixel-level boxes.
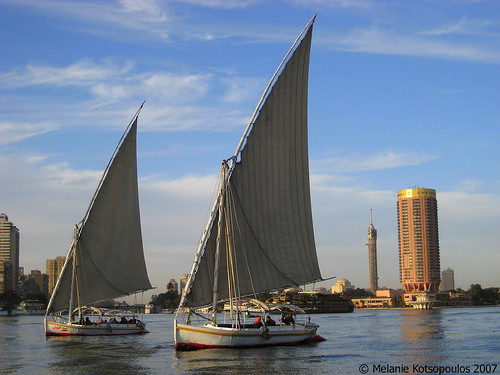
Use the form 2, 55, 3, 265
0, 307, 498, 374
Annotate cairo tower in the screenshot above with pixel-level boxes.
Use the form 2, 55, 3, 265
397, 188, 441, 293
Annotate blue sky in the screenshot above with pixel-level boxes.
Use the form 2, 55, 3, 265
1, 0, 499, 300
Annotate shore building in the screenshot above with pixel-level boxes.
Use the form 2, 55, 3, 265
440, 268, 455, 291
331, 278, 354, 294
46, 256, 65, 295
397, 188, 441, 294
0, 213, 20, 292
167, 279, 178, 293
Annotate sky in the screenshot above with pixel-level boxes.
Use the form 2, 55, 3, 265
1, 0, 499, 302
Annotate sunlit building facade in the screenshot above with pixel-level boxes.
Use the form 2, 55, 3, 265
46, 256, 66, 295
0, 213, 20, 292
397, 188, 441, 293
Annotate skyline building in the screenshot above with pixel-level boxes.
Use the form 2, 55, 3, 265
441, 267, 455, 291
167, 278, 178, 293
366, 209, 378, 293
46, 256, 65, 295
180, 273, 189, 296
0, 213, 20, 292
397, 188, 441, 293
331, 278, 355, 294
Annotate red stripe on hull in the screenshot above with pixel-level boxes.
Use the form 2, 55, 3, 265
175, 338, 318, 350
46, 330, 148, 337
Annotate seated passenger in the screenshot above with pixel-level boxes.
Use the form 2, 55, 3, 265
120, 316, 128, 324
282, 313, 295, 326
253, 316, 263, 328
265, 316, 276, 326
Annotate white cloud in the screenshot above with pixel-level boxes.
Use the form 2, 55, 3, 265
142, 72, 212, 103
421, 16, 498, 37
3, 0, 171, 39
220, 76, 264, 104
0, 121, 58, 145
174, 0, 262, 9
142, 174, 218, 200
312, 151, 437, 174
0, 59, 133, 89
321, 26, 500, 63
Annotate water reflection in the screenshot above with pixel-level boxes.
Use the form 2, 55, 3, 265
46, 335, 160, 374
397, 309, 447, 365
173, 344, 325, 374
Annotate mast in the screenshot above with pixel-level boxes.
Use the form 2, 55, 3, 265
68, 227, 78, 322
45, 232, 76, 316
211, 161, 229, 323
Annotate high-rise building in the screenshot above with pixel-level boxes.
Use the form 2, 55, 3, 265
440, 268, 455, 291
397, 188, 441, 293
46, 256, 66, 295
180, 273, 189, 296
167, 279, 178, 293
0, 213, 20, 292
366, 209, 378, 292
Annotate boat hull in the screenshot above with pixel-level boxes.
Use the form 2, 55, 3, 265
175, 321, 318, 349
44, 318, 148, 336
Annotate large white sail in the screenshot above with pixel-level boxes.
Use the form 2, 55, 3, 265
186, 21, 321, 308
47, 116, 152, 314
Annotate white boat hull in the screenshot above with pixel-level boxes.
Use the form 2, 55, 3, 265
175, 321, 319, 349
44, 318, 148, 336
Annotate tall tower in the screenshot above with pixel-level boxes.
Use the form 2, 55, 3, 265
367, 209, 378, 292
0, 213, 20, 292
397, 188, 441, 293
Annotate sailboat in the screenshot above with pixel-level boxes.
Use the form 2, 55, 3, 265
44, 104, 153, 336
174, 16, 325, 349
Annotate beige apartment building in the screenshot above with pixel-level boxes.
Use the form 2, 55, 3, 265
46, 256, 66, 295
397, 188, 441, 293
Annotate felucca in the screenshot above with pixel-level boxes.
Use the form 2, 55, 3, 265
44, 104, 152, 336
174, 16, 325, 349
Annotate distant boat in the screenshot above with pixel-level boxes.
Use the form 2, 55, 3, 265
15, 300, 45, 315
44, 104, 153, 336
174, 15, 325, 349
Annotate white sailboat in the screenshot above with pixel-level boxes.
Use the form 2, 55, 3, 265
44, 104, 153, 336
174, 16, 325, 349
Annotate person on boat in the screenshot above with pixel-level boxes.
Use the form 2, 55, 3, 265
253, 316, 263, 328
85, 317, 92, 325
120, 316, 128, 324
265, 316, 276, 326
110, 317, 118, 324
129, 316, 136, 324
282, 313, 294, 326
